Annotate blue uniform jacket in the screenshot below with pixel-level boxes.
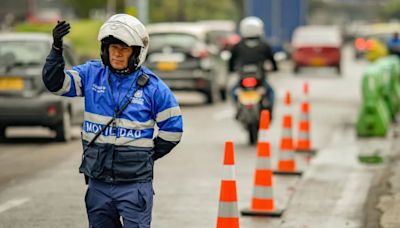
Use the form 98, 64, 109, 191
42, 48, 183, 183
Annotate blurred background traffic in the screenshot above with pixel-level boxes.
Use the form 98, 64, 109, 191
1, 0, 399, 61
1, 0, 400, 141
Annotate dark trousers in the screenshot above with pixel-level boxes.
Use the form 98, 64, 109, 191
85, 178, 154, 228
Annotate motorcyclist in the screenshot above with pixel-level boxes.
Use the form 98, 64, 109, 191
229, 16, 278, 119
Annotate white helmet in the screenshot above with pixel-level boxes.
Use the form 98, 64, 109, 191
239, 16, 264, 38
98, 14, 149, 71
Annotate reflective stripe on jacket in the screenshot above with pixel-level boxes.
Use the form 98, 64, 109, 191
43, 48, 183, 183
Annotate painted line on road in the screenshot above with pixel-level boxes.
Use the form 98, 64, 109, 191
0, 198, 30, 214
213, 109, 233, 121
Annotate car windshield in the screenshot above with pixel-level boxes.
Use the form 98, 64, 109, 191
0, 40, 50, 67
294, 28, 341, 46
206, 31, 233, 43
149, 33, 199, 51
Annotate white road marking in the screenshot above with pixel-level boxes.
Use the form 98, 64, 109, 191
0, 198, 30, 214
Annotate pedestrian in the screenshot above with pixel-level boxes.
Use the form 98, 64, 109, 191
42, 14, 183, 228
386, 31, 400, 58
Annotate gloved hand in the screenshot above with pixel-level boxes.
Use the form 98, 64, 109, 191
52, 20, 70, 50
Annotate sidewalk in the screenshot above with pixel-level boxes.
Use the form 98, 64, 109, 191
375, 126, 400, 228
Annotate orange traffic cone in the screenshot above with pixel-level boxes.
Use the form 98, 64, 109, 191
296, 82, 317, 154
274, 91, 302, 176
217, 141, 240, 228
241, 110, 283, 217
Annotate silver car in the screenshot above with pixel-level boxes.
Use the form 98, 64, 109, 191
0, 32, 84, 141
145, 22, 228, 104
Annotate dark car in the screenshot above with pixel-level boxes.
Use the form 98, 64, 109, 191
145, 22, 228, 104
0, 32, 84, 141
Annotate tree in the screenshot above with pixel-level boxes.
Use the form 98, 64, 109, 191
63, 0, 125, 18
63, 0, 107, 18
149, 0, 239, 23
380, 0, 400, 20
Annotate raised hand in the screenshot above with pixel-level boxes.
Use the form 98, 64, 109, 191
52, 20, 71, 50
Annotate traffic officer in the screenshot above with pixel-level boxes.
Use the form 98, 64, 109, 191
42, 14, 183, 227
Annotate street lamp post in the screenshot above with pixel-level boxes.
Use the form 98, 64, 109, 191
125, 0, 148, 24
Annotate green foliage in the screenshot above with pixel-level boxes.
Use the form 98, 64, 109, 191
15, 20, 103, 59
149, 0, 239, 23
14, 23, 53, 33
68, 20, 103, 59
63, 0, 107, 18
55, 0, 240, 23
381, 0, 400, 20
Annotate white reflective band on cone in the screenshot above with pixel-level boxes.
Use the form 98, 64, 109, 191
218, 202, 239, 217
258, 129, 269, 142
298, 131, 310, 139
222, 165, 236, 180
253, 186, 273, 199
256, 157, 272, 169
281, 129, 292, 138
279, 151, 294, 159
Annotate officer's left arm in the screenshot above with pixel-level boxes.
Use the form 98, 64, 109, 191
152, 82, 183, 161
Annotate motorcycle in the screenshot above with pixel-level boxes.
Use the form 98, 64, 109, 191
234, 64, 273, 145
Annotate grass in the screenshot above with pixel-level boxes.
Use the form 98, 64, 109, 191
15, 19, 103, 59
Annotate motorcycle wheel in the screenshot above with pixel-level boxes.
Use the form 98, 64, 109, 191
248, 123, 258, 145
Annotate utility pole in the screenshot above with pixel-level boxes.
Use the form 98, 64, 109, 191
107, 0, 116, 18
235, 0, 246, 19
125, 0, 148, 24
177, 0, 186, 21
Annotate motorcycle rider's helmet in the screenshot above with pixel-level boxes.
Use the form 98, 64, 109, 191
239, 16, 264, 39
98, 14, 149, 73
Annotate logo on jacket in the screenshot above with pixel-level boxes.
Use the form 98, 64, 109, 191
131, 89, 144, 105
92, 84, 106, 93
134, 90, 143, 98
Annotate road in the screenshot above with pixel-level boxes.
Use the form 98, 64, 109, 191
0, 47, 385, 228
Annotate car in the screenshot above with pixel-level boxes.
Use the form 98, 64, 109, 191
145, 22, 228, 104
291, 25, 342, 74
0, 32, 84, 141
198, 20, 240, 100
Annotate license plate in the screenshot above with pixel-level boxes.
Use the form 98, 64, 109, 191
238, 91, 261, 103
309, 57, 326, 66
0, 77, 24, 90
157, 62, 177, 71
